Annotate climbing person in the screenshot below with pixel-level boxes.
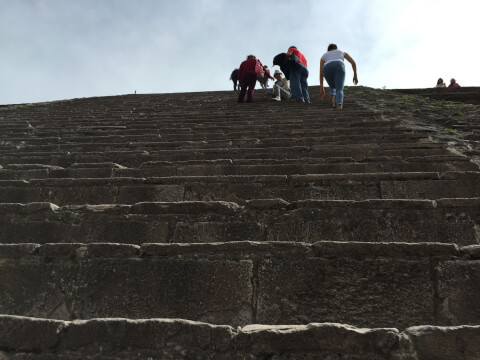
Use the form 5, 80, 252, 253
448, 78, 460, 88
285, 46, 310, 103
319, 43, 358, 110
230, 68, 239, 91
273, 53, 291, 81
237, 55, 263, 103
436, 78, 446, 88
258, 65, 275, 89
271, 70, 291, 101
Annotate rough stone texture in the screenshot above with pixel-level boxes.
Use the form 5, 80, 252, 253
0, 244, 253, 325
436, 260, 480, 325
235, 323, 400, 360
2, 87, 480, 357
0, 316, 65, 351
394, 86, 480, 104
401, 325, 480, 360
1, 199, 479, 245
0, 241, 476, 328
355, 86, 480, 167
1, 315, 480, 359
256, 254, 435, 328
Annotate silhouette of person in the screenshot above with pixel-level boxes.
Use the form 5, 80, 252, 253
230, 69, 239, 91
258, 65, 274, 89
238, 55, 263, 103
436, 78, 446, 88
448, 78, 460, 88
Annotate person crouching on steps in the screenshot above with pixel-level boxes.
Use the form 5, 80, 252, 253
238, 55, 262, 103
272, 70, 291, 101
319, 43, 358, 110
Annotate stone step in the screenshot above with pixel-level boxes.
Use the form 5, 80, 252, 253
1, 157, 476, 179
0, 123, 412, 143
1, 116, 385, 127
0, 146, 455, 168
0, 125, 416, 145
3, 120, 402, 137
0, 111, 394, 124
0, 137, 436, 155
0, 172, 478, 205
1, 315, 479, 359
0, 134, 430, 153
0, 111, 386, 128
2, 87, 479, 357
0, 198, 478, 245
0, 102, 373, 118
0, 241, 478, 329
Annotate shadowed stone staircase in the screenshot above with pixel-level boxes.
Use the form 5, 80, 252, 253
1, 87, 480, 359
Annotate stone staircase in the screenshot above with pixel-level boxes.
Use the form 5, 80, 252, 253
394, 86, 480, 105
1, 87, 479, 359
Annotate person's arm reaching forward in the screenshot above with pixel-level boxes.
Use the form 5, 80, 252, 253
319, 58, 326, 99
344, 53, 358, 85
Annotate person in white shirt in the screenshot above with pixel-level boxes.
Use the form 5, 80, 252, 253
319, 43, 358, 110
271, 70, 291, 101
436, 78, 447, 88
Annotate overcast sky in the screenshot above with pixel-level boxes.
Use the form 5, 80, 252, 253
1, 0, 478, 104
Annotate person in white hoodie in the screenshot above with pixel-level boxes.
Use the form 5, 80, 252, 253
319, 43, 358, 109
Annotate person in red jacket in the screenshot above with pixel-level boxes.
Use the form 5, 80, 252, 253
286, 46, 310, 103
258, 65, 275, 89
448, 78, 460, 88
238, 55, 262, 103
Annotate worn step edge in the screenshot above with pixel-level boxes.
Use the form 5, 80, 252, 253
2, 198, 480, 215
0, 171, 465, 185
2, 155, 473, 169
0, 241, 465, 260
0, 315, 479, 359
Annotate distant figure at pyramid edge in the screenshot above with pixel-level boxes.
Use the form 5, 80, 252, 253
230, 68, 239, 91
237, 55, 264, 103
319, 43, 358, 110
436, 78, 447, 88
448, 78, 461, 88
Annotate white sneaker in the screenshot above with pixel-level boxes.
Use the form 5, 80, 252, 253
272, 96, 281, 101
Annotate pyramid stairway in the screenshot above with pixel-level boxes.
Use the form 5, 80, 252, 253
1, 87, 480, 359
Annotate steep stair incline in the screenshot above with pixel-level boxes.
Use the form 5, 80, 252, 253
1, 87, 479, 359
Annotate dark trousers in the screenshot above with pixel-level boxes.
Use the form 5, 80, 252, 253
238, 72, 257, 103
289, 63, 310, 102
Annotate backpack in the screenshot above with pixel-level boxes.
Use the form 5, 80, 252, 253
255, 59, 264, 78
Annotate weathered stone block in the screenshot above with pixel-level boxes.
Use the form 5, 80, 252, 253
437, 260, 480, 325
402, 325, 480, 360
235, 323, 399, 359
256, 255, 436, 328
0, 246, 254, 326
60, 318, 234, 356
0, 315, 65, 351
172, 221, 262, 243
117, 184, 184, 202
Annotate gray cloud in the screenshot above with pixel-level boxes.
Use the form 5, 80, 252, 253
1, 0, 478, 104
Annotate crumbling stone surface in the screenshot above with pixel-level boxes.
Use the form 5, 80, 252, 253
1, 241, 479, 328
1, 199, 480, 245
1, 315, 479, 359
